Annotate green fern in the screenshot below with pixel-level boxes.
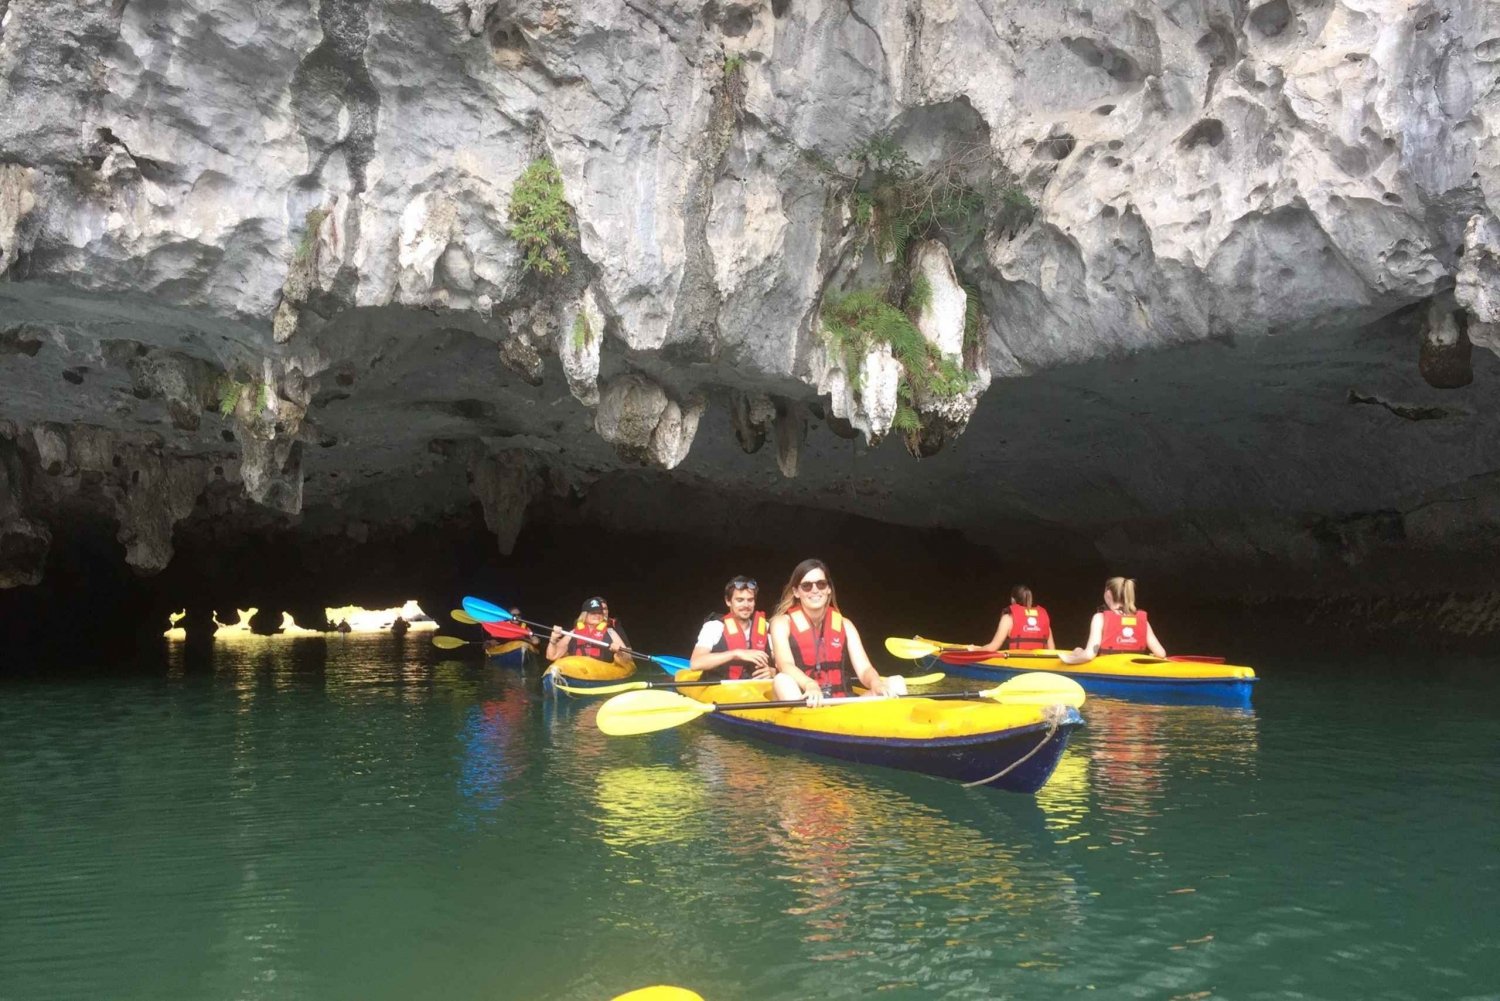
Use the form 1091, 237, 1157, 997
509, 158, 576, 277
892, 404, 921, 434
217, 378, 245, 418
821, 289, 974, 403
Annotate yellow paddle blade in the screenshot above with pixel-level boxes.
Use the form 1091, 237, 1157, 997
904, 672, 944, 686
853, 672, 945, 696
554, 680, 645, 697
611, 988, 704, 1001
430, 635, 470, 650
450, 609, 480, 625
883, 636, 944, 659
597, 690, 713, 736
985, 672, 1086, 708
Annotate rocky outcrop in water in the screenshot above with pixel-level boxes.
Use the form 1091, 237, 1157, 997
2, 0, 1500, 614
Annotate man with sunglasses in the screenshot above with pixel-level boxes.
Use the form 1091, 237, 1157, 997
688, 576, 775, 681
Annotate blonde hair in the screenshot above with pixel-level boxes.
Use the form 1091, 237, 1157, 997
773, 558, 838, 617
1104, 576, 1137, 614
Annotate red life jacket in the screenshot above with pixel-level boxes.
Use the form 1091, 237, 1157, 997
1099, 609, 1149, 654
714, 611, 768, 680
1007, 603, 1051, 650
567, 621, 611, 659
787, 609, 850, 695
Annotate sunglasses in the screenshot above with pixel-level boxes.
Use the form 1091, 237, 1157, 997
796, 579, 831, 593
730, 578, 758, 591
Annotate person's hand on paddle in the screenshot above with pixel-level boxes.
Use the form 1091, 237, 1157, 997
799, 677, 824, 707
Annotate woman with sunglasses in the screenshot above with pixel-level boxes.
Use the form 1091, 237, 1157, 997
768, 559, 908, 706
688, 575, 774, 680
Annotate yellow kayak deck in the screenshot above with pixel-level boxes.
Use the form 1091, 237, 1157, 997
550, 655, 636, 682
680, 681, 1057, 740
960, 651, 1255, 681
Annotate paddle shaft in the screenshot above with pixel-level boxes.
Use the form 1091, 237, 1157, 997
487, 611, 685, 672
705, 688, 1010, 712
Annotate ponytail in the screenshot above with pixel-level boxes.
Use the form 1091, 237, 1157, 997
1010, 584, 1034, 607
1104, 576, 1138, 614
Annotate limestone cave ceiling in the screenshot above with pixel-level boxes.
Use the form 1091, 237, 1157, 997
1, 0, 1499, 596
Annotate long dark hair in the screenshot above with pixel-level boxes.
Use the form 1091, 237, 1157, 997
773, 558, 837, 617
1010, 584, 1035, 606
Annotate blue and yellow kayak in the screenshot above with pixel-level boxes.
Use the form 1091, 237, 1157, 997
484, 639, 535, 667
678, 681, 1082, 793
936, 649, 1257, 705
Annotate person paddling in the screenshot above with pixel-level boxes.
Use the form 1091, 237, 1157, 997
689, 576, 775, 681
768, 559, 908, 706
548, 597, 628, 663
1076, 577, 1166, 660
968, 584, 1055, 652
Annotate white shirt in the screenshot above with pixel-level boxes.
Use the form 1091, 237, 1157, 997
695, 620, 725, 648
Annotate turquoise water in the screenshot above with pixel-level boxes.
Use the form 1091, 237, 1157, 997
2, 636, 1496, 1001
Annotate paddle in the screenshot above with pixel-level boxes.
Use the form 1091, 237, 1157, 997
481, 620, 533, 640
462, 596, 691, 673
431, 632, 532, 651
450, 609, 480, 625
884, 636, 964, 660
557, 671, 947, 699
597, 672, 1086, 737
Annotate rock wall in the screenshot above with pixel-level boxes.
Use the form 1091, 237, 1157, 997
2, 0, 1499, 610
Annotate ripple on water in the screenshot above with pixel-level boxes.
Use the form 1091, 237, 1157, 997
2, 645, 1498, 1000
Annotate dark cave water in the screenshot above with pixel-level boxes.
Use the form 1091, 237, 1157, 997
2, 631, 1497, 1001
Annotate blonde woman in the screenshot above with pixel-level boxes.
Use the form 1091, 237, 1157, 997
969, 584, 1055, 652
768, 558, 907, 706
1078, 577, 1166, 659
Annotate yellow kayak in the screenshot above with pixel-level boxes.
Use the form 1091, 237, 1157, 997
544, 654, 636, 693
937, 648, 1256, 704
676, 681, 1082, 793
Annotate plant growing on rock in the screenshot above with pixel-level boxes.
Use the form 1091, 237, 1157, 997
847, 132, 991, 261
217, 377, 247, 418
571, 312, 593, 351
820, 290, 972, 406
295, 208, 328, 264
508, 158, 575, 277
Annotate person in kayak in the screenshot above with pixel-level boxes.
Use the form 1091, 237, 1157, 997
689, 575, 775, 680
768, 558, 908, 706
547, 597, 628, 663
968, 584, 1055, 651
1076, 577, 1166, 659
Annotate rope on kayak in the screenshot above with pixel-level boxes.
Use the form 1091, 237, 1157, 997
960, 704, 1067, 789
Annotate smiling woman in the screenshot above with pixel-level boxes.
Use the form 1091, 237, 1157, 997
767, 558, 908, 705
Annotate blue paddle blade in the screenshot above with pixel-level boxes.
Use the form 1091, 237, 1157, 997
461, 597, 511, 623
651, 655, 691, 675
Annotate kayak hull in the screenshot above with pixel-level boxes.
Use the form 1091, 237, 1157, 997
484, 640, 534, 667
936, 653, 1256, 706
685, 684, 1083, 793
543, 655, 636, 695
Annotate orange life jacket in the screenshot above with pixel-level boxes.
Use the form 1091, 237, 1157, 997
1007, 603, 1051, 650
567, 621, 611, 659
715, 611, 768, 680
1099, 609, 1149, 654
787, 609, 850, 695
